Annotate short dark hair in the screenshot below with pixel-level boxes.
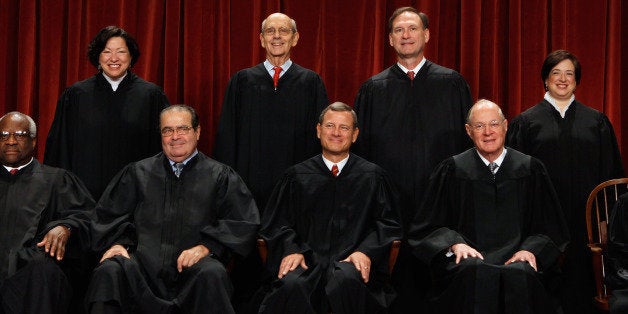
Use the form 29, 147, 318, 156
541, 50, 581, 89
160, 105, 199, 129
388, 7, 429, 32
318, 102, 358, 128
88, 26, 140, 68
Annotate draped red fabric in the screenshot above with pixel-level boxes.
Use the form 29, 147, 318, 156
0, 0, 625, 170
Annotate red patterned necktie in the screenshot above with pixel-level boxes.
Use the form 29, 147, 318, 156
407, 71, 415, 80
331, 164, 339, 177
273, 66, 282, 90
9, 168, 18, 175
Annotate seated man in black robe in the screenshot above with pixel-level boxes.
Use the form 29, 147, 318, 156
408, 99, 570, 314
259, 102, 403, 314
606, 191, 628, 313
0, 112, 94, 314
85, 105, 260, 314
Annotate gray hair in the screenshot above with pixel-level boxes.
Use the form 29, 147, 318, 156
318, 102, 358, 128
0, 111, 37, 137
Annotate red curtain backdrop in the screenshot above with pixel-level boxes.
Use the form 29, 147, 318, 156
0, 0, 625, 170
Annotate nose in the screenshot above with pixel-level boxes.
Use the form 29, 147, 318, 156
482, 125, 493, 135
5, 134, 18, 144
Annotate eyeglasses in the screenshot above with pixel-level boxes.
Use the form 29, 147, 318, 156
0, 131, 32, 142
468, 120, 504, 132
161, 126, 194, 137
262, 27, 293, 36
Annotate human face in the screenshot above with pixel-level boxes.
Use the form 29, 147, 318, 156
0, 116, 35, 168
389, 11, 430, 60
260, 14, 299, 63
99, 37, 131, 80
160, 110, 200, 163
465, 105, 507, 161
316, 110, 359, 161
545, 59, 577, 100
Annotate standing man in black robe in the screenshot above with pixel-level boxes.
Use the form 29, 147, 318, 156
0, 112, 94, 314
353, 7, 473, 311
213, 13, 328, 310
259, 102, 402, 313
85, 105, 259, 314
408, 100, 570, 313
213, 12, 328, 211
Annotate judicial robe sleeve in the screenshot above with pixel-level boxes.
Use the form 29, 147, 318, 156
43, 170, 96, 252
407, 159, 467, 265
260, 174, 314, 268
44, 89, 74, 169
90, 165, 139, 253
598, 114, 625, 178
199, 166, 260, 258
354, 173, 403, 265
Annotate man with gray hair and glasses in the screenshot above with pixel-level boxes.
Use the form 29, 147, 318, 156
0, 111, 94, 313
408, 100, 569, 313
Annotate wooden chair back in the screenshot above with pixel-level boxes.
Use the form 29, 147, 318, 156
585, 178, 628, 312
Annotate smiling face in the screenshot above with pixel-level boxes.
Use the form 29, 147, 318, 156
0, 114, 36, 168
99, 36, 131, 80
317, 110, 359, 161
160, 110, 200, 163
260, 13, 299, 64
465, 101, 507, 162
389, 11, 430, 60
545, 59, 577, 101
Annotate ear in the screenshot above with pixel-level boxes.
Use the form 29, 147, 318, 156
465, 124, 473, 138
291, 31, 300, 47
424, 28, 430, 43
389, 33, 394, 47
259, 33, 265, 48
195, 125, 201, 140
316, 123, 322, 139
351, 128, 360, 143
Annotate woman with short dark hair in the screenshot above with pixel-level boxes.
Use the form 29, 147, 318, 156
44, 25, 169, 201
507, 49, 624, 313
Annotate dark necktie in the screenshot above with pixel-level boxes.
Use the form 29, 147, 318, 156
9, 168, 18, 175
488, 162, 498, 176
407, 71, 415, 80
331, 164, 339, 177
273, 66, 282, 90
174, 163, 184, 177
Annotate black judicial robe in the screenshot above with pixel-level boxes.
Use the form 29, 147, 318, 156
0, 160, 94, 313
44, 71, 169, 200
260, 154, 402, 311
89, 152, 259, 302
353, 61, 472, 228
409, 148, 569, 313
507, 99, 624, 312
607, 192, 628, 312
213, 63, 328, 210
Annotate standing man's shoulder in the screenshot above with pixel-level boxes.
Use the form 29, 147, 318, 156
422, 60, 467, 82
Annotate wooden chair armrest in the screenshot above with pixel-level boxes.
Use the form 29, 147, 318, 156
257, 238, 268, 264
388, 240, 401, 273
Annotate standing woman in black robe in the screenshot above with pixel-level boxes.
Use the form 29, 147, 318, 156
507, 50, 624, 313
44, 26, 169, 201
